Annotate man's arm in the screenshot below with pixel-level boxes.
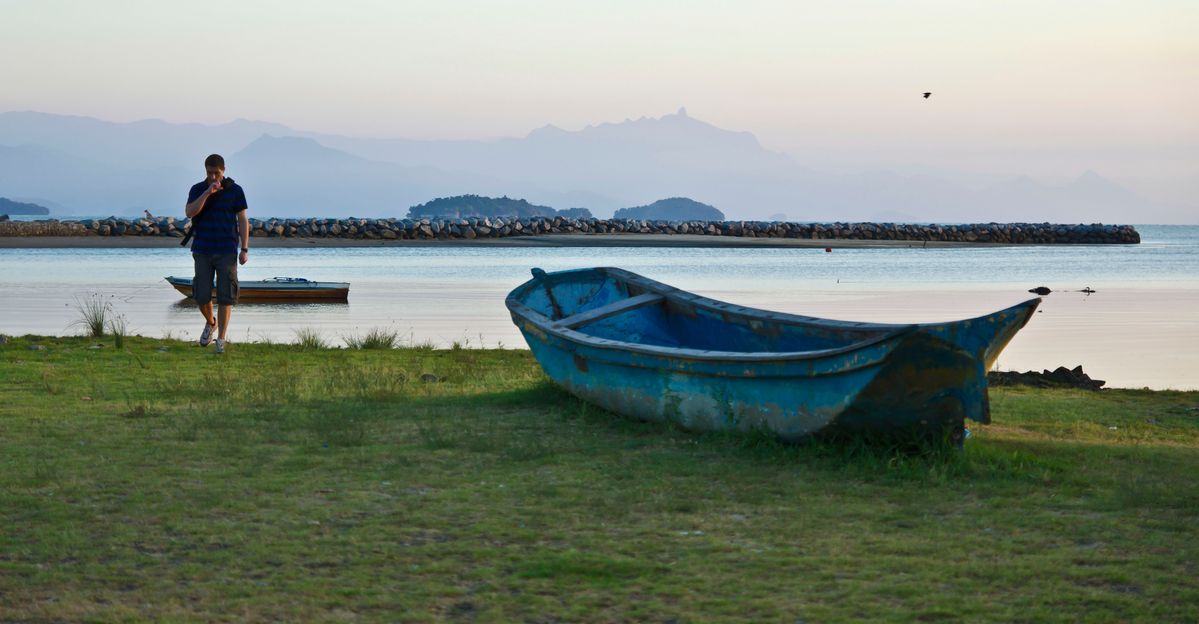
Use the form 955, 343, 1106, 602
238, 210, 250, 265
185, 180, 221, 218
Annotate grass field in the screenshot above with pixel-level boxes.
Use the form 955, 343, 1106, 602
2, 335, 1197, 622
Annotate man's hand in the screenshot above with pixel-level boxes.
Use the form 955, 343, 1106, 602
208, 180, 222, 195
239, 250, 248, 265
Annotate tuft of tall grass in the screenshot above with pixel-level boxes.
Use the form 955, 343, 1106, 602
107, 314, 129, 349
409, 339, 437, 352
68, 293, 111, 337
342, 327, 400, 350
292, 327, 329, 350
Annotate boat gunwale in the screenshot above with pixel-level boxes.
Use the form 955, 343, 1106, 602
529, 267, 1041, 332
506, 267, 919, 363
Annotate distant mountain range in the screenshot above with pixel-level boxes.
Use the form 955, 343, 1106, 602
0, 109, 1171, 222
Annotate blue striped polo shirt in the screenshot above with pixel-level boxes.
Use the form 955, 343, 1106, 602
187, 178, 248, 255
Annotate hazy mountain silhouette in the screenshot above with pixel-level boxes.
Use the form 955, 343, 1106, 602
0, 109, 1172, 221
971, 170, 1158, 223
232, 135, 502, 217
0, 111, 288, 171
303, 107, 806, 215
0, 142, 192, 215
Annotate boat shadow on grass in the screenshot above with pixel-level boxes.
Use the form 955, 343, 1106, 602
390, 388, 1190, 503
165, 374, 1067, 487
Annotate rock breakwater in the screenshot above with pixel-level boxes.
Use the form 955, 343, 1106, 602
0, 217, 1141, 244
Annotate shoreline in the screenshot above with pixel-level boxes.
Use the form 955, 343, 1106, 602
0, 234, 1035, 249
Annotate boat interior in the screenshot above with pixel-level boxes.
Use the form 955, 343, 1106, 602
519, 270, 893, 354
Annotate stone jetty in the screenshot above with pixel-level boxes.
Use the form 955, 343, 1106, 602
0, 216, 1141, 244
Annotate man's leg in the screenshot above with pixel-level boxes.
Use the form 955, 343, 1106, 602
214, 253, 239, 341
217, 304, 232, 340
193, 253, 217, 342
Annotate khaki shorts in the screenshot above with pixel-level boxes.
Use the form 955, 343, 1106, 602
192, 252, 239, 305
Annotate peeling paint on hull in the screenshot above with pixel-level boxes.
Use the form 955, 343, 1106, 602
508, 267, 1039, 443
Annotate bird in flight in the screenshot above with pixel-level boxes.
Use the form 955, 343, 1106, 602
923, 92, 932, 99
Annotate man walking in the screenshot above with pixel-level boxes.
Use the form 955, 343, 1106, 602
184, 154, 249, 354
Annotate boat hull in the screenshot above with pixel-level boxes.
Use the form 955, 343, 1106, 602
508, 267, 1038, 442
166, 277, 349, 302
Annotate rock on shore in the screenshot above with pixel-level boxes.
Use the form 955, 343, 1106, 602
0, 216, 1142, 244
988, 365, 1107, 390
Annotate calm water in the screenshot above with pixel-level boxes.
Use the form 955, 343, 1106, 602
1, 225, 1196, 389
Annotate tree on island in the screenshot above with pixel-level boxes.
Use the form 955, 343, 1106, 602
0, 197, 51, 216
407, 194, 592, 219
613, 197, 724, 221
556, 207, 593, 219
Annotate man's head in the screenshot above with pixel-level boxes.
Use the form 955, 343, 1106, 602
204, 154, 225, 183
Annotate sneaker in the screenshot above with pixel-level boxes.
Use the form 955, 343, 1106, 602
199, 321, 216, 347
214, 338, 225, 354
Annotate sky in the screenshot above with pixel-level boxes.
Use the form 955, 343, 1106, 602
1, 0, 1196, 205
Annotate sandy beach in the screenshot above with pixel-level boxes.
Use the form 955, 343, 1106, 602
0, 234, 1004, 249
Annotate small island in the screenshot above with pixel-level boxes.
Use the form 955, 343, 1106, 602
0, 197, 51, 218
408, 194, 593, 219
614, 197, 724, 221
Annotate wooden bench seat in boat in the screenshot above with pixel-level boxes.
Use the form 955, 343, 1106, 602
554, 293, 665, 330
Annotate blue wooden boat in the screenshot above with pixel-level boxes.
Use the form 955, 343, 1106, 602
506, 267, 1040, 444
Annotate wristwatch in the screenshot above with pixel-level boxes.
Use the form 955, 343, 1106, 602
241, 247, 249, 252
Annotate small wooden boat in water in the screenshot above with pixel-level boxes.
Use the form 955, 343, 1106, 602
506, 267, 1039, 444
165, 276, 350, 301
